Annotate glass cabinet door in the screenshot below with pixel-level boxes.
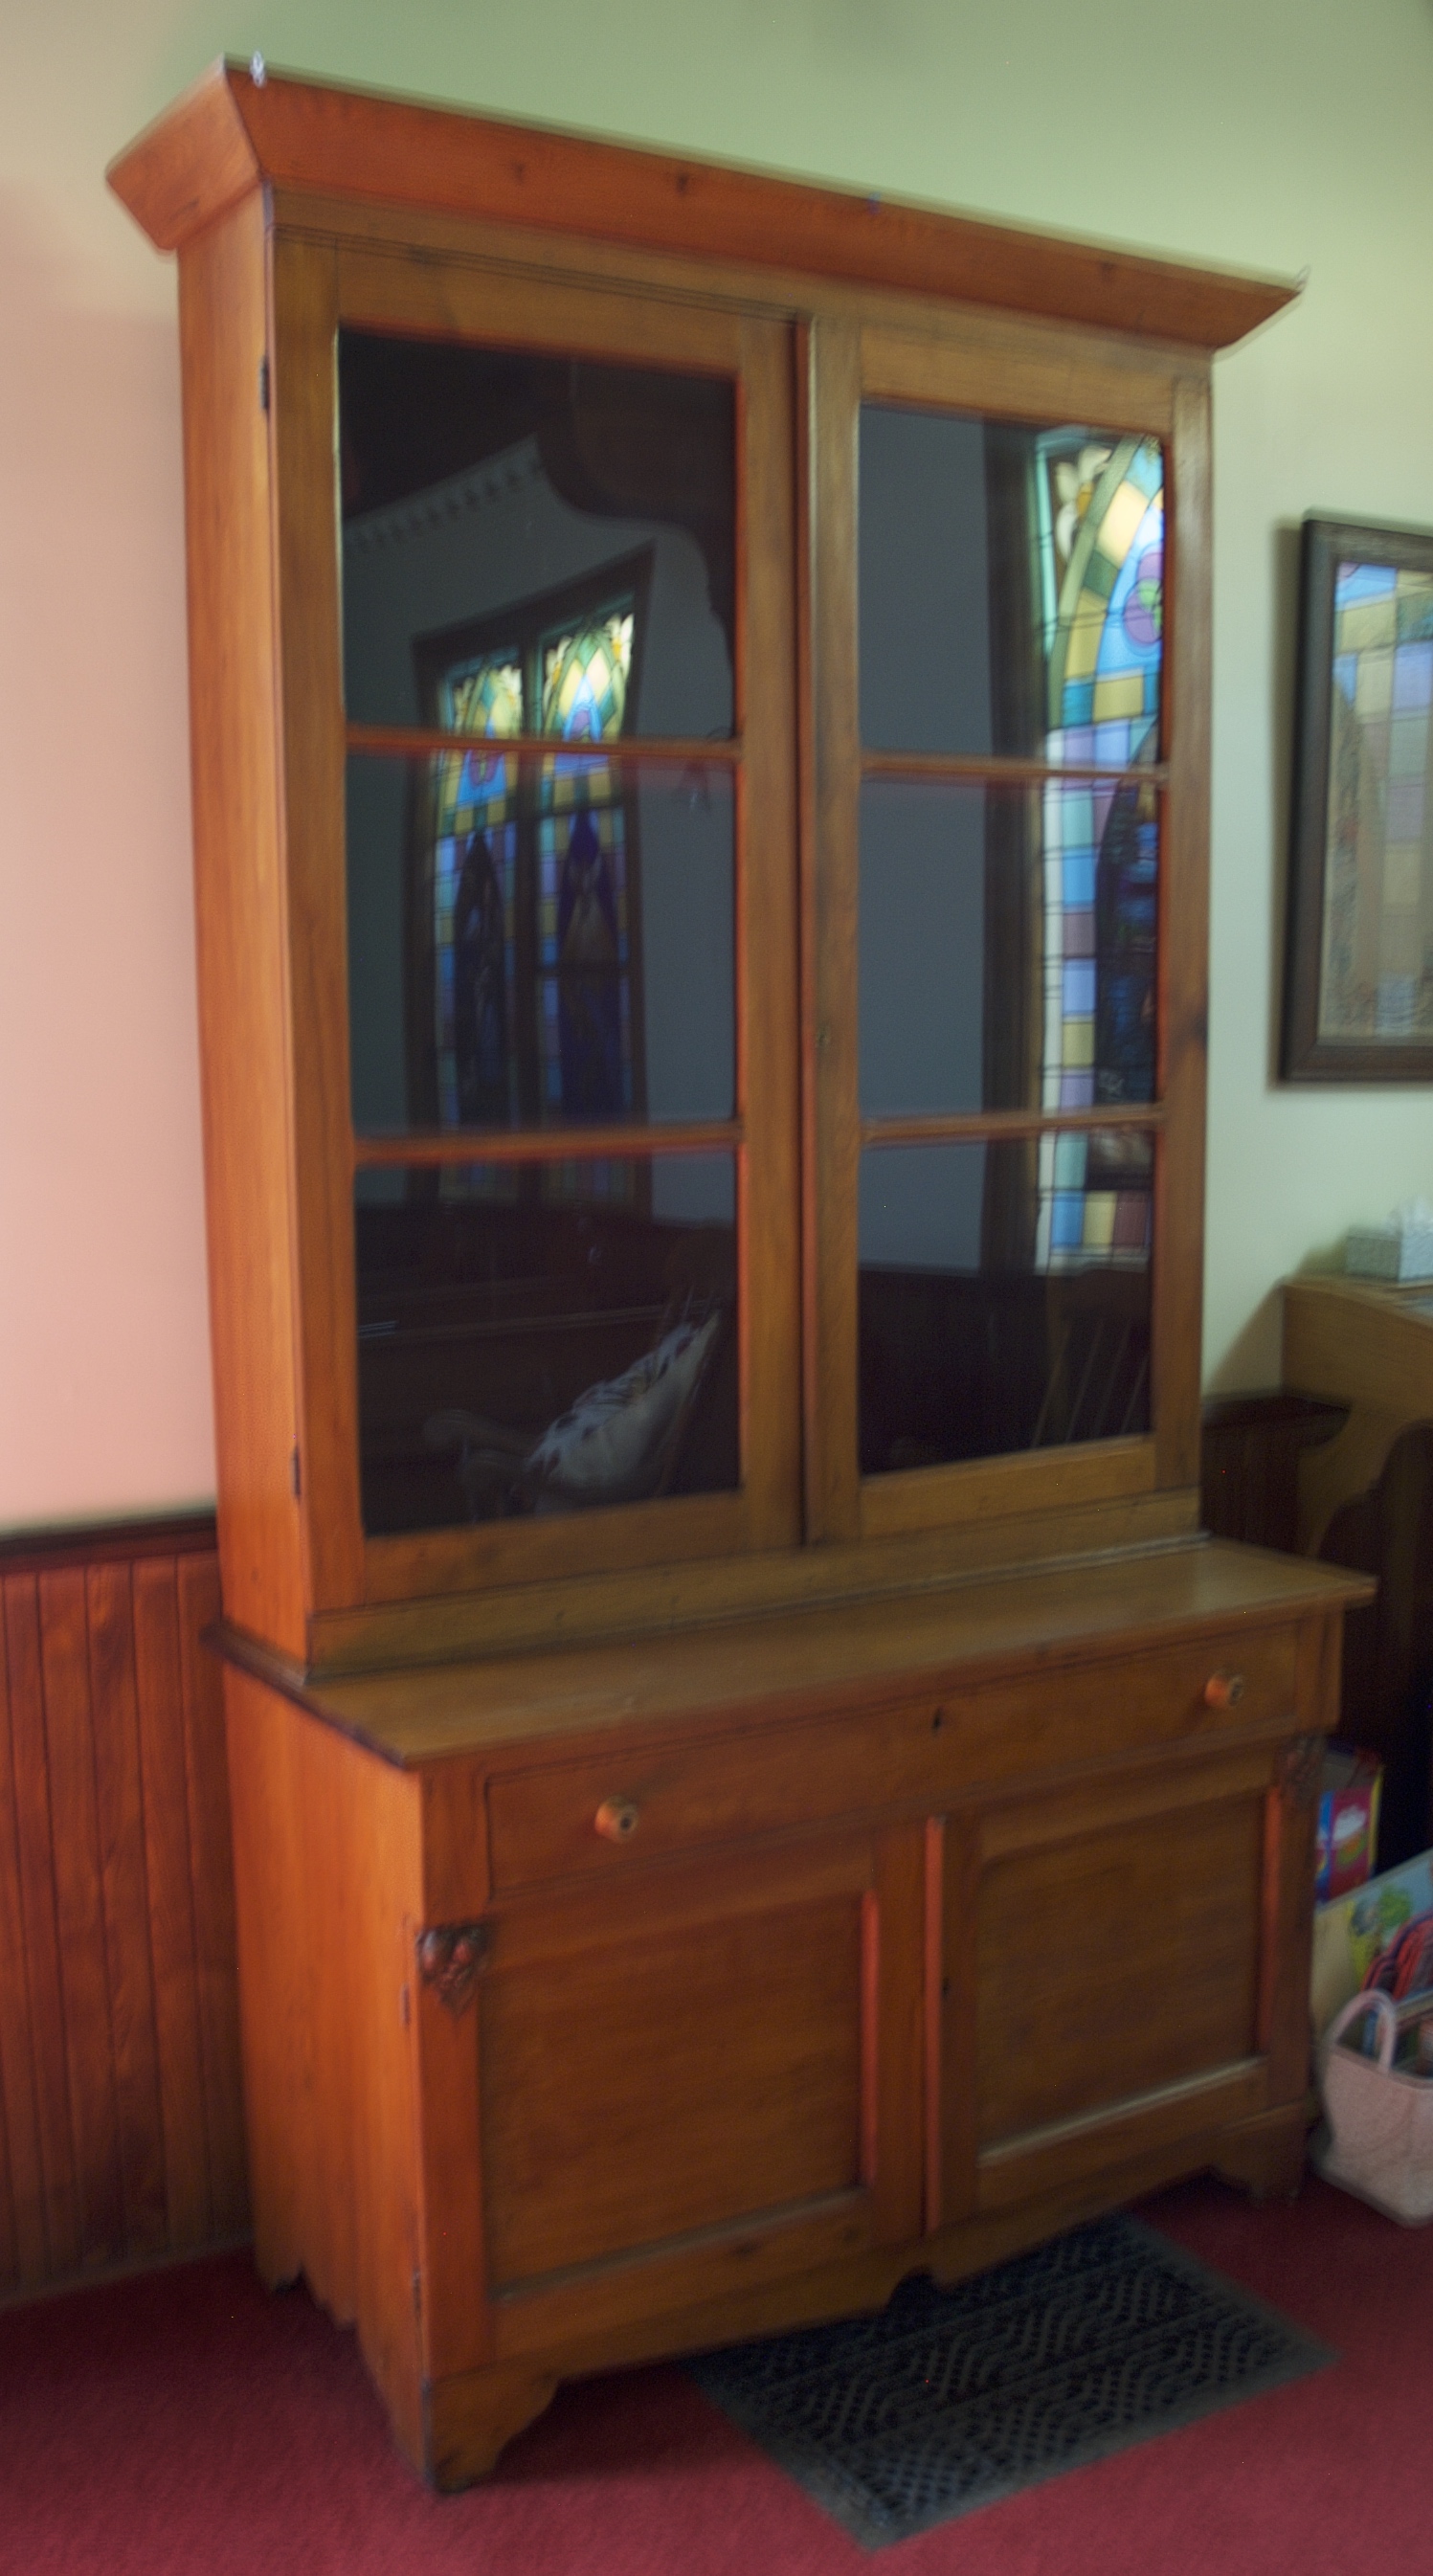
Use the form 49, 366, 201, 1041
859, 412, 1162, 1477
269, 243, 800, 1600
806, 322, 1202, 1542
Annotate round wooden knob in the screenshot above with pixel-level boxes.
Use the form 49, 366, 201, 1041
1203, 1671, 1245, 1710
594, 1796, 640, 1842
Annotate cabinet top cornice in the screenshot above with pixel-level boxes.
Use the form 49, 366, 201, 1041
109, 57, 1297, 353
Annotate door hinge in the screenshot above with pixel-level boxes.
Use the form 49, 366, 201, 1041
258, 353, 270, 414
289, 1444, 302, 1499
411, 2268, 422, 2320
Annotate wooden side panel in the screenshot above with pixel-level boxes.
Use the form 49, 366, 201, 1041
223, 1673, 425, 2451
291, 1712, 361, 2325
0, 1541, 247, 2302
1261, 1623, 1337, 2103
223, 1669, 302, 2286
349, 1761, 425, 2465
178, 196, 307, 1655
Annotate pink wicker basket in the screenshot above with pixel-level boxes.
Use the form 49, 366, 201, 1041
1314, 1989, 1433, 2226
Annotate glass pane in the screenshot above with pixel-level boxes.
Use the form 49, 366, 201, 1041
859, 1133, 1153, 1475
354, 1156, 738, 1534
1319, 556, 1433, 1042
859, 408, 1164, 763
347, 753, 735, 1131
860, 774, 1159, 1116
340, 331, 735, 740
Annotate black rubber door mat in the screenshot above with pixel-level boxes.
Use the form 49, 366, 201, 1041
688, 2214, 1332, 2549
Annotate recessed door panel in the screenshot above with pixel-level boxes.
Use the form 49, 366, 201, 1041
974, 1793, 1264, 2148
481, 1892, 863, 2285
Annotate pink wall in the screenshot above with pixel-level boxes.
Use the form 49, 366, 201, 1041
0, 179, 214, 1527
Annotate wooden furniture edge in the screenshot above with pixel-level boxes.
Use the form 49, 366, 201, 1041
213, 1536, 1375, 1770
107, 58, 1299, 351
307, 1490, 1202, 1675
414, 2089, 1312, 2483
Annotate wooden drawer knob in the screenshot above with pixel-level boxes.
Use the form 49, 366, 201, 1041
594, 1796, 641, 1843
1203, 1670, 1245, 1710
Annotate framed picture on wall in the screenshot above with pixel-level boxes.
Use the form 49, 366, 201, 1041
1282, 515, 1433, 1080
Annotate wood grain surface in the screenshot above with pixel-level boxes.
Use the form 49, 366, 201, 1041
0, 1531, 247, 2302
244, 1537, 1372, 1769
108, 61, 1297, 355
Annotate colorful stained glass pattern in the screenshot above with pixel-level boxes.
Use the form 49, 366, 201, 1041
538, 611, 638, 1134
1035, 1129, 1153, 1273
1044, 437, 1164, 741
541, 613, 634, 742
1319, 560, 1433, 1040
1037, 435, 1163, 1263
536, 782, 634, 1119
423, 605, 640, 1177
441, 656, 524, 740
431, 661, 522, 1132
1039, 765, 1158, 1114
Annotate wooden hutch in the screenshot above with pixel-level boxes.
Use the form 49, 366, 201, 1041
111, 64, 1370, 2488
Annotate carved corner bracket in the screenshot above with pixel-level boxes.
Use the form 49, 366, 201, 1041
416, 1921, 490, 2016
1277, 1733, 1323, 1810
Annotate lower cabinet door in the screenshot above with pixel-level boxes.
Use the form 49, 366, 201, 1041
475, 1825, 924, 2338
933, 1733, 1313, 2224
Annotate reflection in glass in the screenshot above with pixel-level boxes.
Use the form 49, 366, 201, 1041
858, 1134, 1152, 1475
859, 409, 1163, 763
354, 1156, 738, 1534
1319, 557, 1433, 1041
860, 774, 1159, 1118
339, 331, 735, 740
347, 755, 735, 1135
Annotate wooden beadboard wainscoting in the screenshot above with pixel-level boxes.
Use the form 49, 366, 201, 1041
0, 1513, 247, 2300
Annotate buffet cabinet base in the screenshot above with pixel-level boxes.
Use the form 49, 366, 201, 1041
220, 1544, 1361, 2490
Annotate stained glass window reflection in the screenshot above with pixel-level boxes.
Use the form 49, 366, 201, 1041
541, 615, 634, 741
416, 585, 644, 1184
444, 656, 524, 741
1038, 433, 1163, 1257
431, 653, 523, 1129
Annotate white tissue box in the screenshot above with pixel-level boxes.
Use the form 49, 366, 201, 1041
1346, 1223, 1433, 1282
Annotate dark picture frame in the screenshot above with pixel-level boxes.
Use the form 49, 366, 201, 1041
1282, 515, 1433, 1081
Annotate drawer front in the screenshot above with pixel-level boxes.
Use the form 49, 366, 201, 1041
947, 1624, 1298, 1794
484, 1622, 1301, 1893
487, 1713, 891, 1893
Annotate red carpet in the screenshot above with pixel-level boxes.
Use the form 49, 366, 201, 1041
0, 2177, 1424, 2574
